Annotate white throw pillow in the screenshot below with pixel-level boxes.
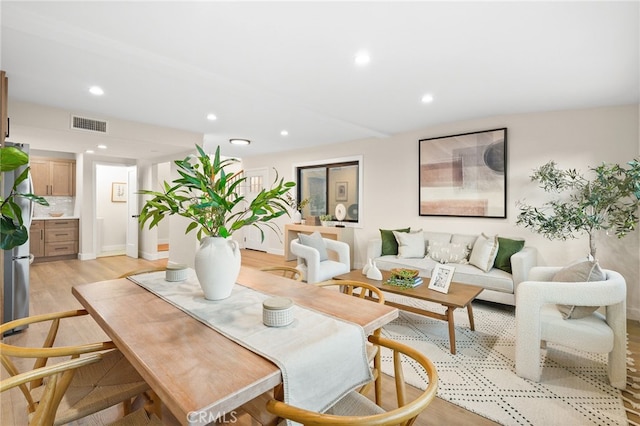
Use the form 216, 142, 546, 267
427, 241, 470, 264
468, 233, 499, 272
393, 231, 425, 259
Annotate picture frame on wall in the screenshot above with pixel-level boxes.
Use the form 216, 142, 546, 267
111, 182, 127, 202
336, 181, 348, 201
428, 264, 455, 293
419, 128, 507, 218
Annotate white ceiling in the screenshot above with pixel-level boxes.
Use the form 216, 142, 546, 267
1, 1, 638, 160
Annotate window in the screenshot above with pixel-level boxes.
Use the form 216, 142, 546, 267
295, 157, 362, 223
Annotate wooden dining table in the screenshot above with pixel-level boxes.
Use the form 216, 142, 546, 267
72, 266, 398, 425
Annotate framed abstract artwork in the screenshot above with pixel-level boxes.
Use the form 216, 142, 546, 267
419, 128, 507, 218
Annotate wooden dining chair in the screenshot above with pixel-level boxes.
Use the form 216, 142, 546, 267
317, 279, 385, 404
259, 265, 303, 281
266, 335, 438, 426
0, 309, 154, 426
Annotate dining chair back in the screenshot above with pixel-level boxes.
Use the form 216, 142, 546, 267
266, 335, 438, 426
259, 266, 303, 281
118, 266, 167, 278
317, 280, 385, 404
0, 310, 152, 425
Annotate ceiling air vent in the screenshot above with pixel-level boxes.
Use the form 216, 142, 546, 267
71, 115, 108, 133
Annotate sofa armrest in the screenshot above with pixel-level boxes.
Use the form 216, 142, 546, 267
511, 246, 537, 288
325, 239, 350, 267
367, 238, 382, 260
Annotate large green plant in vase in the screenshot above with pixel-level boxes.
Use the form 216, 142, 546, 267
517, 159, 640, 259
139, 144, 294, 300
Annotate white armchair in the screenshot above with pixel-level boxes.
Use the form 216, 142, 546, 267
290, 237, 350, 283
515, 266, 627, 389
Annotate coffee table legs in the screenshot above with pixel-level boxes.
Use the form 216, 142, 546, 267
446, 303, 476, 355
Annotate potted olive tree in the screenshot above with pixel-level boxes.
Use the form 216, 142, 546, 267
517, 159, 640, 259
138, 144, 294, 300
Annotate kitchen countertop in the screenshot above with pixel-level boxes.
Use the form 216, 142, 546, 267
32, 216, 80, 220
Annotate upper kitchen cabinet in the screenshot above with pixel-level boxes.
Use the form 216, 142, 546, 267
31, 158, 76, 196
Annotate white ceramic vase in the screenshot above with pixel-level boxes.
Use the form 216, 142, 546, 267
366, 261, 383, 281
292, 210, 302, 224
194, 236, 241, 300
362, 258, 372, 275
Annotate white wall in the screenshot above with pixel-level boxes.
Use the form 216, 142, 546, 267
242, 104, 640, 319
95, 164, 128, 254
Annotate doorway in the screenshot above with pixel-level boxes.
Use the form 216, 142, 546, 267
243, 168, 269, 252
95, 163, 137, 258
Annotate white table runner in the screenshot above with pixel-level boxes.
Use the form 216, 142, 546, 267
128, 269, 372, 415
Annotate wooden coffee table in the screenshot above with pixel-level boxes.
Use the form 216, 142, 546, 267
334, 269, 483, 354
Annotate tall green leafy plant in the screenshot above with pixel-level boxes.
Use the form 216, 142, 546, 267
517, 159, 640, 258
139, 145, 295, 241
0, 146, 49, 249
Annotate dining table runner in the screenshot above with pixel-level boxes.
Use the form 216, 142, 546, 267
128, 269, 373, 417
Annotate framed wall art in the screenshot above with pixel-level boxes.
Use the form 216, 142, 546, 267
336, 181, 348, 201
428, 264, 455, 293
419, 128, 507, 218
111, 182, 127, 202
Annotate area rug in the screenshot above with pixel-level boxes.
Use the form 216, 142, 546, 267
379, 295, 627, 425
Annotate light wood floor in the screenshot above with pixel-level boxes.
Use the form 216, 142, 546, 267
1, 250, 638, 425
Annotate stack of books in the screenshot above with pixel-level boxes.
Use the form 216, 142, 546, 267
386, 269, 424, 288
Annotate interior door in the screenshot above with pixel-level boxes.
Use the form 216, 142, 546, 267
125, 166, 138, 258
243, 168, 269, 252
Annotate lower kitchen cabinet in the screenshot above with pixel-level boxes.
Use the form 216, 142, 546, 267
31, 219, 79, 261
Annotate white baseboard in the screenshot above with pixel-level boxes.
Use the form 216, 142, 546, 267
78, 252, 96, 261
267, 248, 284, 256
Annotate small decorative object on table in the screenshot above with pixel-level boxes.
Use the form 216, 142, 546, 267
334, 203, 346, 227
386, 268, 423, 288
165, 263, 188, 282
366, 261, 383, 280
428, 264, 455, 293
263, 297, 294, 327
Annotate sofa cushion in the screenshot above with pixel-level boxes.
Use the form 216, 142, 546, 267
427, 241, 470, 264
554, 260, 605, 319
298, 232, 328, 261
493, 237, 525, 273
380, 228, 410, 256
393, 230, 425, 258
469, 233, 499, 272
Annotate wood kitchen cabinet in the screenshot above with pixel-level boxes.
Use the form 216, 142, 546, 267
31, 158, 76, 196
31, 219, 78, 262
29, 220, 45, 258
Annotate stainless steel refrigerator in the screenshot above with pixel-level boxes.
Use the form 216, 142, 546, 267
3, 141, 33, 335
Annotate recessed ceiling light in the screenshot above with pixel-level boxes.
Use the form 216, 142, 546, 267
229, 139, 250, 146
354, 51, 370, 66
421, 93, 434, 103
97, 144, 107, 149
89, 86, 104, 96
280, 130, 289, 136
207, 113, 217, 121
85, 149, 94, 154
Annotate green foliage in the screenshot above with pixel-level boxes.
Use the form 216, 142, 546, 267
138, 145, 295, 241
517, 159, 640, 257
0, 146, 50, 250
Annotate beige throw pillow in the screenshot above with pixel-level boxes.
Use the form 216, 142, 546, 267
427, 241, 470, 264
468, 233, 499, 272
393, 230, 425, 259
555, 260, 605, 319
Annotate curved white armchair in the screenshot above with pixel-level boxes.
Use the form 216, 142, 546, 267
290, 237, 350, 283
515, 266, 627, 389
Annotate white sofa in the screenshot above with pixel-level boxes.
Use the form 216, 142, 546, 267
367, 231, 537, 306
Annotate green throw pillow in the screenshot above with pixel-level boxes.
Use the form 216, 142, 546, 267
380, 228, 410, 256
493, 237, 525, 273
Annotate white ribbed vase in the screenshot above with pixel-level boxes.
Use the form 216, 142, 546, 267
194, 236, 241, 300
